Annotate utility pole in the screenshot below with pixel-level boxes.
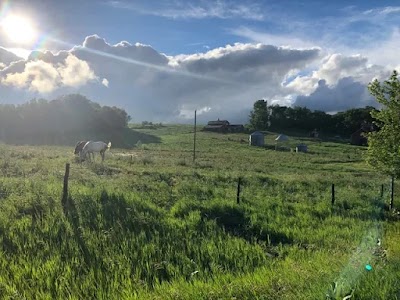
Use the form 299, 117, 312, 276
193, 110, 197, 162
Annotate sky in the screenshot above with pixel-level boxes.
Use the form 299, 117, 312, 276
0, 0, 399, 123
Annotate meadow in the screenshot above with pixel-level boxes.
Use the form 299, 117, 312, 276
0, 125, 399, 299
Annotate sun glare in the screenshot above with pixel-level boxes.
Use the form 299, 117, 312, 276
1, 14, 36, 44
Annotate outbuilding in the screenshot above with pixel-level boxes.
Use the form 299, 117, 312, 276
249, 131, 265, 146
296, 144, 308, 153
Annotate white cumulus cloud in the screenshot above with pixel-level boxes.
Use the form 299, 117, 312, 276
58, 55, 96, 87
285, 53, 388, 97
0, 33, 395, 122
1, 54, 97, 93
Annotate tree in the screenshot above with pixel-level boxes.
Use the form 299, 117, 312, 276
366, 70, 400, 178
249, 100, 269, 131
0, 94, 131, 145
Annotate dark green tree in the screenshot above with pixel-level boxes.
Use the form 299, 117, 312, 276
0, 94, 131, 145
249, 100, 269, 131
366, 70, 400, 177
268, 105, 287, 130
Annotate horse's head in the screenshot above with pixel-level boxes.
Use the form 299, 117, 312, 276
74, 141, 87, 154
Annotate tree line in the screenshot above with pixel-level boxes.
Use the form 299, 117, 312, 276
249, 100, 378, 136
0, 94, 131, 145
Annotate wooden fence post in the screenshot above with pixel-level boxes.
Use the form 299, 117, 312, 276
331, 183, 335, 205
62, 163, 70, 214
390, 176, 394, 210
237, 177, 242, 204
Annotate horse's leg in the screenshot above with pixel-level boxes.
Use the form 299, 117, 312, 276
80, 151, 85, 162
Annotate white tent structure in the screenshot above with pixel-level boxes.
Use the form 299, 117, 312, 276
275, 134, 289, 150
275, 134, 289, 142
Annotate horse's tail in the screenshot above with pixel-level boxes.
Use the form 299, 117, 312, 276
107, 142, 112, 149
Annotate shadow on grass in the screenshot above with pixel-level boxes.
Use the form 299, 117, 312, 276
200, 204, 293, 246
77, 190, 165, 235
64, 195, 93, 268
1, 127, 161, 149
330, 196, 387, 222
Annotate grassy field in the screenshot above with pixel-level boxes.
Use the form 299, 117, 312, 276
0, 125, 399, 299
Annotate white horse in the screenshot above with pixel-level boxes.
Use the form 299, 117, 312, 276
80, 141, 111, 162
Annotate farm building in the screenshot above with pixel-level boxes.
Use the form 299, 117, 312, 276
350, 129, 368, 146
350, 123, 375, 146
249, 131, 265, 146
309, 129, 319, 138
203, 119, 244, 133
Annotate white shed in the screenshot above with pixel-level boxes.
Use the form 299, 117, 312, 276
249, 131, 265, 146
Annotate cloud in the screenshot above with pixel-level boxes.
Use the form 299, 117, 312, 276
2, 60, 60, 93
0, 33, 392, 122
102, 78, 109, 87
58, 55, 96, 87
79, 35, 169, 66
64, 35, 319, 122
285, 53, 388, 96
363, 6, 400, 16
231, 26, 318, 49
173, 43, 320, 76
107, 0, 264, 20
71, 35, 231, 84
0, 47, 23, 67
294, 77, 375, 112
357, 28, 400, 69
229, 4, 400, 60
1, 54, 96, 93
150, 44, 319, 121
179, 106, 211, 119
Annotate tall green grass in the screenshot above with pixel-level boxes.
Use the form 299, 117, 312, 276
0, 126, 398, 299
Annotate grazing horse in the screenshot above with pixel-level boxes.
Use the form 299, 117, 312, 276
74, 141, 94, 161
80, 141, 111, 162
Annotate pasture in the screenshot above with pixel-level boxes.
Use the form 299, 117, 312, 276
0, 125, 399, 299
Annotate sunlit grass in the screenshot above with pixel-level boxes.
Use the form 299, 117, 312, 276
0, 125, 398, 299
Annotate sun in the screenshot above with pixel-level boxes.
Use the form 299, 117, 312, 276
1, 14, 36, 44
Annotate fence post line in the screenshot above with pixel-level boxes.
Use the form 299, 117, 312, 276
331, 183, 335, 205
62, 163, 70, 215
237, 177, 242, 204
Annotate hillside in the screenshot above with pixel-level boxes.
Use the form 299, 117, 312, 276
0, 125, 399, 299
